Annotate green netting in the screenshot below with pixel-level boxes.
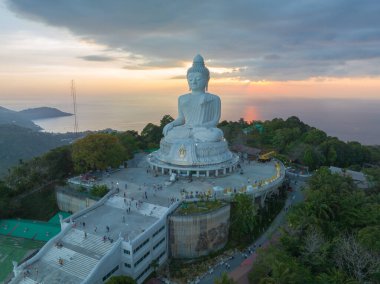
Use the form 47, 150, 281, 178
0, 220, 14, 235
0, 219, 62, 241
48, 211, 71, 224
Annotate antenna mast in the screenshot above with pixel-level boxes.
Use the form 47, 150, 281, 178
71, 80, 79, 134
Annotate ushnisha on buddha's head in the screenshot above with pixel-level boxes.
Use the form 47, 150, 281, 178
187, 54, 210, 92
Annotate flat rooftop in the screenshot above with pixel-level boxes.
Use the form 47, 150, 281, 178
73, 196, 168, 241
12, 196, 169, 284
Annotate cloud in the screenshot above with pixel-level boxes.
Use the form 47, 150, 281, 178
7, 0, 380, 80
123, 58, 185, 70
79, 55, 114, 62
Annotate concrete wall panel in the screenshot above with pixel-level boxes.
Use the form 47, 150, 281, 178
169, 204, 230, 259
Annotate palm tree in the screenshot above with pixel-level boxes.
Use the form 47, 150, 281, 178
214, 272, 236, 284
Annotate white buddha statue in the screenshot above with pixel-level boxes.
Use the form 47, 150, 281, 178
153, 54, 234, 167
163, 54, 223, 142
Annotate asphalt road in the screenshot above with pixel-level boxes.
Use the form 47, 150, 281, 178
195, 178, 305, 284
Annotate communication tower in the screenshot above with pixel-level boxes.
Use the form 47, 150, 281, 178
71, 80, 79, 134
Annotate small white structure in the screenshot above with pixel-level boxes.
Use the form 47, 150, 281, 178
213, 186, 224, 197
169, 172, 177, 182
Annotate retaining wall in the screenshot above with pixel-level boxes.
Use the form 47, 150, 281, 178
56, 189, 97, 213
169, 204, 230, 259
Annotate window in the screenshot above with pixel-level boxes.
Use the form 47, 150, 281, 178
159, 250, 166, 260
153, 237, 165, 250
124, 263, 131, 268
124, 249, 130, 255
102, 265, 119, 281
133, 238, 149, 254
137, 264, 151, 281
135, 251, 150, 267
152, 225, 165, 238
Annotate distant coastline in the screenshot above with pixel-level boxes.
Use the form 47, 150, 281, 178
19, 107, 73, 120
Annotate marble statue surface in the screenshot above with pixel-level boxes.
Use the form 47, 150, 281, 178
153, 54, 234, 166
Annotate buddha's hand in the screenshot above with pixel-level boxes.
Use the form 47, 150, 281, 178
163, 123, 174, 136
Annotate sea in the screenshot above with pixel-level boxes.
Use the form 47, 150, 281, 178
3, 95, 380, 145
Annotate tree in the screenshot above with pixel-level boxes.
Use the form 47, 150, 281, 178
141, 123, 162, 149
160, 114, 174, 128
105, 275, 136, 284
300, 228, 330, 274
303, 128, 327, 146
358, 226, 380, 251
285, 116, 308, 132
150, 259, 159, 276
0, 180, 11, 218
302, 146, 325, 170
230, 194, 258, 244
116, 131, 141, 159
248, 246, 312, 284
334, 235, 380, 283
272, 128, 301, 152
42, 145, 73, 179
72, 133, 127, 173
316, 268, 358, 284
214, 272, 236, 284
90, 184, 109, 198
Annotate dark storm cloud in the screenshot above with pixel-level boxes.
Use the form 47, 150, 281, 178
7, 0, 380, 80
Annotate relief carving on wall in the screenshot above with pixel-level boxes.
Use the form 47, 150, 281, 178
195, 222, 228, 252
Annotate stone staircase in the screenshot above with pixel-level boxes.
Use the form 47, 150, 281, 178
41, 246, 99, 280
105, 196, 168, 218
62, 228, 114, 256
18, 278, 37, 284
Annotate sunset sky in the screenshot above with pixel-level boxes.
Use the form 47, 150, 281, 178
1, 0, 380, 144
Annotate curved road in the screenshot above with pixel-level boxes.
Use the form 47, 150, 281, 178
195, 178, 305, 284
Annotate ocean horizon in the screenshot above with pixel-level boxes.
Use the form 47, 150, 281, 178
3, 96, 380, 145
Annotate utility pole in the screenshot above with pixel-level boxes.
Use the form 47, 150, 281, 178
71, 80, 79, 135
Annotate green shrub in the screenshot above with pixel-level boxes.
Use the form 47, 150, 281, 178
90, 185, 108, 198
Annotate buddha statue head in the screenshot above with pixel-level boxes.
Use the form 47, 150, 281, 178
187, 54, 210, 92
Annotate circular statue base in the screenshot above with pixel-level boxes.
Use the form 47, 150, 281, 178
147, 151, 239, 177
156, 138, 234, 166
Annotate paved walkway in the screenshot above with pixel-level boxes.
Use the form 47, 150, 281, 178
196, 178, 305, 284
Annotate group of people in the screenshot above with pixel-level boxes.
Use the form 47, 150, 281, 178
102, 235, 114, 243
22, 264, 38, 279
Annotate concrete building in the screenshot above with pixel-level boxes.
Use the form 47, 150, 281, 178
11, 189, 178, 284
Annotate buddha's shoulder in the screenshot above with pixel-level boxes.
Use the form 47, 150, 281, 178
178, 93, 193, 103
178, 93, 220, 102
179, 93, 191, 99
205, 93, 220, 100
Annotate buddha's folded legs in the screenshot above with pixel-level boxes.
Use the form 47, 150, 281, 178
165, 126, 192, 140
165, 126, 223, 142
193, 127, 223, 142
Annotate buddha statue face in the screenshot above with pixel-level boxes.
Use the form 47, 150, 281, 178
187, 72, 208, 92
